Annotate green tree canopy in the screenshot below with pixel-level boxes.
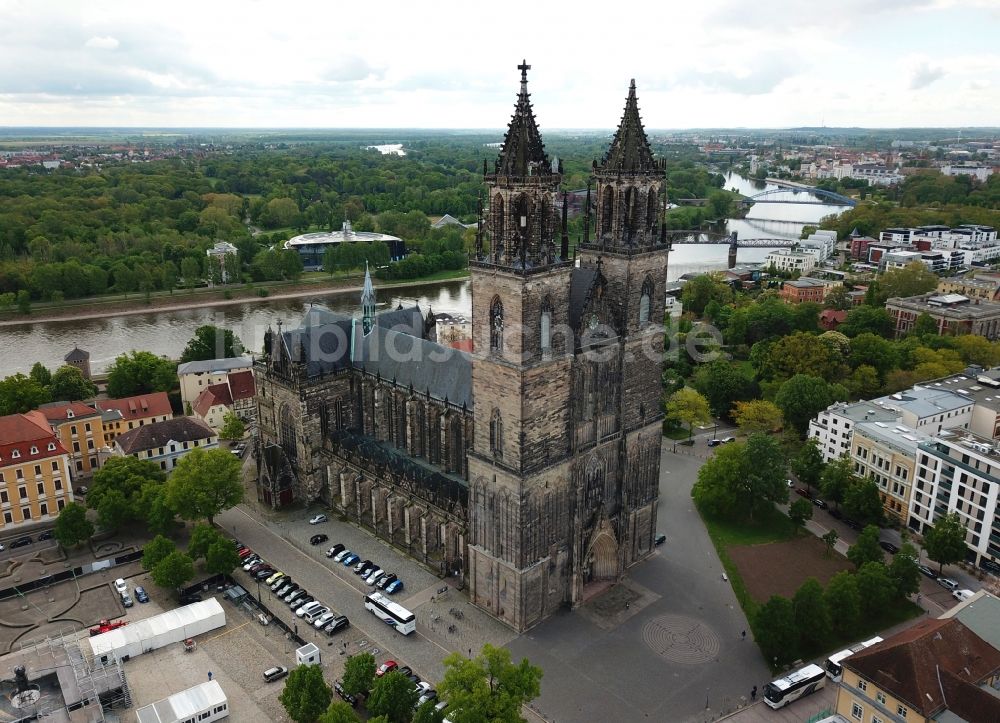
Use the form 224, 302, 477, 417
732, 399, 783, 434
97, 489, 132, 532
792, 578, 831, 650
0, 373, 50, 415
878, 261, 940, 301
48, 364, 97, 401
847, 525, 884, 570
692, 433, 789, 521
318, 701, 360, 723
681, 273, 732, 317
88, 455, 166, 522
106, 351, 176, 398
219, 412, 246, 441
791, 439, 825, 493
437, 644, 543, 723
843, 478, 885, 527
341, 652, 376, 697
856, 561, 893, 616
664, 387, 711, 439
280, 664, 333, 723
911, 312, 939, 337
165, 448, 243, 525
205, 539, 241, 576
889, 543, 921, 598
923, 513, 968, 574
756, 332, 847, 382
775, 374, 834, 438
142, 534, 177, 571
367, 671, 418, 723
754, 596, 798, 666
839, 306, 894, 338
151, 551, 195, 590
29, 362, 51, 388
53, 502, 94, 548
187, 523, 223, 561
179, 325, 244, 363
692, 361, 758, 419
412, 700, 445, 723
822, 529, 839, 557
820, 455, 858, 510
788, 498, 814, 531
824, 571, 860, 636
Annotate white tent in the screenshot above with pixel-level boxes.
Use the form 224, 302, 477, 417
89, 597, 226, 664
136, 680, 228, 723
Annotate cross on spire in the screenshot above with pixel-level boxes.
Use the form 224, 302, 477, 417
518, 59, 531, 92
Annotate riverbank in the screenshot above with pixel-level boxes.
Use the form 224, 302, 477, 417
0, 269, 470, 328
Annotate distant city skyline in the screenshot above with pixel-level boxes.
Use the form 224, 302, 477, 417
0, 0, 998, 129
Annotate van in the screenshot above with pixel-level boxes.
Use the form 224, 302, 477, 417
952, 589, 975, 602
938, 577, 960, 591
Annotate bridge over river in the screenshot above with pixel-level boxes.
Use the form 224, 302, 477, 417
666, 230, 797, 268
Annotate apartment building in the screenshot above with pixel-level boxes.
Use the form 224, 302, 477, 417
112, 417, 218, 472
38, 401, 107, 480
177, 357, 253, 410
764, 248, 817, 274
809, 402, 899, 462
0, 412, 73, 531
852, 421, 928, 526
191, 370, 256, 431
779, 277, 837, 303
886, 293, 1000, 339
936, 275, 1000, 301
95, 392, 173, 445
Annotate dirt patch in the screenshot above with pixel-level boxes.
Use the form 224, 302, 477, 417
728, 535, 852, 603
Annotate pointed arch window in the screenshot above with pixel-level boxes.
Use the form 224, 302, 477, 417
624, 187, 637, 237
490, 296, 504, 352
492, 194, 505, 256
279, 403, 297, 460
490, 408, 503, 458
646, 187, 659, 233
540, 297, 552, 353
639, 276, 653, 325
600, 186, 614, 237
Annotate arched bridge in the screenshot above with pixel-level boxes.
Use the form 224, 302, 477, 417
666, 230, 797, 268
741, 186, 856, 206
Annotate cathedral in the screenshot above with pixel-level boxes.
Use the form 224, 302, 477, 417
254, 63, 669, 632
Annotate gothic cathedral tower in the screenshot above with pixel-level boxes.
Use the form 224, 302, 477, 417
467, 62, 577, 632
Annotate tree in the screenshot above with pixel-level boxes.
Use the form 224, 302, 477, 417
88, 455, 165, 521
732, 399, 783, 435
151, 551, 195, 590
822, 529, 839, 557
341, 652, 376, 697
823, 286, 853, 311
166, 448, 243, 525
179, 325, 244, 363
911, 312, 939, 337
847, 334, 899, 379
758, 332, 847, 382
820, 455, 858, 510
219, 412, 245, 441
205, 539, 241, 576
889, 543, 921, 598
843, 478, 884, 527
791, 439, 824, 494
839, 306, 894, 338
48, 364, 97, 401
824, 571, 860, 636
138, 482, 177, 537
29, 362, 51, 388
680, 273, 732, 317
775, 374, 834, 437
846, 365, 881, 399
187, 523, 223, 561
856, 561, 893, 616
754, 596, 797, 665
923, 513, 968, 574
367, 671, 418, 723
664, 387, 711, 439
16, 290, 30, 314
788, 498, 813, 532
280, 664, 333, 723
412, 700, 445, 723
847, 525, 884, 570
53, 502, 94, 548
792, 578, 831, 649
692, 361, 758, 419
142, 534, 177, 571
97, 489, 132, 531
0, 373, 50, 415
693, 433, 788, 521
318, 702, 360, 723
438, 644, 542, 723
106, 351, 176, 398
879, 261, 939, 300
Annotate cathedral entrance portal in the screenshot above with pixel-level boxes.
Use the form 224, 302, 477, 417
588, 532, 619, 581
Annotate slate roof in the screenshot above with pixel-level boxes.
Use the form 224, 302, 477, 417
494, 62, 550, 177
375, 304, 425, 337
280, 314, 354, 378
844, 617, 1000, 719
64, 347, 89, 362
568, 266, 599, 331
114, 417, 215, 455
176, 357, 253, 376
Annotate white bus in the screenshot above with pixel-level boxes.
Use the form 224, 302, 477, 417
763, 663, 826, 709
824, 636, 883, 681
364, 592, 415, 635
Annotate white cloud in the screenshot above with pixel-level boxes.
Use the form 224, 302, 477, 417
84, 36, 119, 50
909, 60, 946, 89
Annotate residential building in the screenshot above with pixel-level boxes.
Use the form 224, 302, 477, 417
192, 370, 256, 430
835, 618, 1000, 723
925, 367, 1000, 439
112, 416, 218, 472
95, 392, 173, 445
205, 241, 238, 283
872, 385, 973, 435
764, 248, 817, 274
848, 231, 876, 261
850, 163, 903, 185
818, 309, 847, 330
177, 357, 253, 410
809, 402, 899, 462
942, 164, 994, 182
852, 421, 928, 525
936, 275, 1000, 301
886, 293, 1000, 339
38, 401, 106, 479
780, 278, 825, 303
0, 412, 72, 530
433, 312, 471, 346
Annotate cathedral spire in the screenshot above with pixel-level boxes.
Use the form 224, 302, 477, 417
361, 261, 376, 335
599, 79, 657, 174
495, 60, 550, 177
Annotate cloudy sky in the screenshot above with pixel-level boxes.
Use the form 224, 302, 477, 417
0, 0, 997, 129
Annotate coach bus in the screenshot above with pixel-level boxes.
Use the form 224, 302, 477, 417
364, 592, 415, 635
825, 636, 883, 681
763, 663, 826, 709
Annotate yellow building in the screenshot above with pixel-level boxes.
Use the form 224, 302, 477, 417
39, 401, 107, 481
95, 392, 173, 445
851, 421, 926, 526
836, 617, 1000, 723
0, 412, 73, 530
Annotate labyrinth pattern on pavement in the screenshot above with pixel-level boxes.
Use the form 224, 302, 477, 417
642, 614, 720, 664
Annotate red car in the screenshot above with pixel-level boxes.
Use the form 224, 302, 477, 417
238, 548, 254, 558
795, 488, 811, 498
90, 619, 129, 636
376, 660, 398, 678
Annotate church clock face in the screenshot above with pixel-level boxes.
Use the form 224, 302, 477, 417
588, 313, 599, 330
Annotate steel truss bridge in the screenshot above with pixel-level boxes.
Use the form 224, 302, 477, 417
740, 185, 856, 207
665, 230, 798, 267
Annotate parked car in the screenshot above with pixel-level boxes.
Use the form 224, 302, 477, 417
313, 611, 336, 629
237, 547, 254, 558
309, 514, 328, 525
405, 673, 421, 686
829, 508, 844, 520
37, 530, 54, 541
333, 549, 352, 563
255, 568, 276, 580
938, 577, 960, 591
435, 700, 449, 713
654, 534, 666, 546
179, 593, 202, 605
720, 436, 736, 444
397, 665, 413, 677
297, 601, 324, 618
248, 562, 270, 574
354, 559, 373, 575
242, 556, 262, 571
310, 534, 329, 546
385, 579, 404, 595
707, 439, 721, 447
812, 498, 828, 509
342, 553, 360, 567
417, 689, 438, 707
134, 586, 149, 603
326, 543, 345, 558
377, 660, 398, 678
366, 569, 385, 586
114, 578, 128, 595
276, 582, 298, 597
304, 606, 331, 624
263, 666, 289, 683
844, 518, 863, 531
794, 487, 810, 498
74, 486, 88, 496
286, 590, 308, 605
323, 616, 350, 636
10, 536, 32, 549
293, 595, 316, 609
918, 564, 938, 579
376, 574, 397, 590
120, 592, 134, 608
265, 571, 285, 585
952, 589, 975, 602
271, 577, 290, 592
879, 541, 899, 554
334, 680, 356, 707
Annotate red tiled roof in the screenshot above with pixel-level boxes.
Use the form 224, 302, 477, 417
193, 384, 232, 418
98, 392, 172, 422
39, 401, 101, 423
450, 339, 474, 353
227, 370, 255, 402
0, 413, 67, 464
844, 617, 1000, 717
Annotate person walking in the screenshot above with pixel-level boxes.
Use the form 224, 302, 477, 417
741, 630, 746, 641
750, 685, 757, 701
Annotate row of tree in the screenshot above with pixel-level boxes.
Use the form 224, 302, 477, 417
0, 362, 96, 415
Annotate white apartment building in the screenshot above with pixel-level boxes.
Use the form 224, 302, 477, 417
177, 357, 253, 410
809, 402, 899, 462
764, 248, 817, 274
942, 165, 994, 183
872, 386, 973, 435
912, 430, 1000, 574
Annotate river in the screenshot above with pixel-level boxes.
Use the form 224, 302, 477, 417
0, 174, 845, 376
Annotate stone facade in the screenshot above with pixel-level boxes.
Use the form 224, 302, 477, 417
253, 67, 667, 633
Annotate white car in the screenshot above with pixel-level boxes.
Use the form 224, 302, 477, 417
309, 514, 328, 525
113, 578, 128, 595
296, 601, 323, 618
312, 611, 336, 629
952, 589, 975, 601
366, 569, 384, 586
304, 606, 330, 623
333, 549, 351, 563
243, 556, 262, 570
